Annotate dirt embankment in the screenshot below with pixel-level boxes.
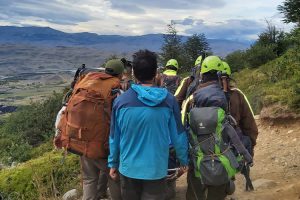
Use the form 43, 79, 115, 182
175, 117, 300, 200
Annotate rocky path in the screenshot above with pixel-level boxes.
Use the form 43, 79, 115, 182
175, 117, 300, 200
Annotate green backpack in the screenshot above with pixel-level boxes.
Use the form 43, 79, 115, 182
188, 106, 252, 186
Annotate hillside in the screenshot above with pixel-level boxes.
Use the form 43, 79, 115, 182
233, 48, 300, 116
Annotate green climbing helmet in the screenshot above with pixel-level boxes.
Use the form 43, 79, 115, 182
194, 55, 203, 66
222, 61, 231, 76
105, 59, 124, 75
166, 59, 179, 69
201, 56, 224, 74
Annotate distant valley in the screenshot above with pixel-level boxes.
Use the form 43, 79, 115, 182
0, 26, 252, 106
0, 26, 252, 76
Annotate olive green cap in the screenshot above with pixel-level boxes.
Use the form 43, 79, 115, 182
105, 59, 124, 75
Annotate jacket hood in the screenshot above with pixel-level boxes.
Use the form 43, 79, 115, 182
131, 84, 168, 106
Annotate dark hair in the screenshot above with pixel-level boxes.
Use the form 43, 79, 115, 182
132, 49, 157, 82
201, 70, 219, 83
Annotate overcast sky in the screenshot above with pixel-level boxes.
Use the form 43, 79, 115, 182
0, 0, 294, 40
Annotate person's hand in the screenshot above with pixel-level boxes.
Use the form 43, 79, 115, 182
176, 168, 184, 178
109, 168, 119, 181
180, 166, 189, 173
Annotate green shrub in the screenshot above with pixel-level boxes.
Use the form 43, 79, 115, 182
234, 48, 300, 114
0, 152, 81, 200
0, 91, 64, 165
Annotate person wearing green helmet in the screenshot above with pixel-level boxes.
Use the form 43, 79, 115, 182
183, 56, 255, 200
220, 61, 258, 192
174, 55, 204, 108
221, 61, 256, 126
194, 55, 203, 67
157, 58, 182, 94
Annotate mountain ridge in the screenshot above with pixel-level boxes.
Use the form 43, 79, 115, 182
0, 26, 252, 56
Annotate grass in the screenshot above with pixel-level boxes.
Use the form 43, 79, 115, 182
0, 151, 81, 200
233, 48, 300, 115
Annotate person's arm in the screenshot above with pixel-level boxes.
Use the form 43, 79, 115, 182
169, 97, 189, 166
235, 89, 258, 147
108, 103, 121, 169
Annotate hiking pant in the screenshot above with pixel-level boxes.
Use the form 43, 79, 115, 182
186, 170, 228, 200
97, 170, 108, 198
80, 156, 122, 200
165, 179, 176, 200
120, 174, 166, 200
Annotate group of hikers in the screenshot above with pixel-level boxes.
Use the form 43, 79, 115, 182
53, 49, 258, 200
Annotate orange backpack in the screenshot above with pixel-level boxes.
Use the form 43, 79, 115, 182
58, 72, 120, 159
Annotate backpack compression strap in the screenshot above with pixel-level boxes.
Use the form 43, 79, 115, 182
181, 95, 194, 125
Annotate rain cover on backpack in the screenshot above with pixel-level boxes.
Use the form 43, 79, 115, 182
189, 107, 241, 186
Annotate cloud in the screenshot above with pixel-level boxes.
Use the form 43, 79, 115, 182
109, 0, 226, 11
185, 19, 265, 40
172, 17, 195, 26
112, 3, 145, 14
0, 0, 293, 41
0, 0, 92, 25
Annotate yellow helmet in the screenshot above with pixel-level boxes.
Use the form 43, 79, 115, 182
166, 59, 179, 69
194, 56, 203, 66
222, 61, 232, 75
201, 56, 224, 74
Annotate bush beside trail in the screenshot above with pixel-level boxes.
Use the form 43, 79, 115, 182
0, 152, 80, 200
233, 48, 300, 116
0, 91, 65, 165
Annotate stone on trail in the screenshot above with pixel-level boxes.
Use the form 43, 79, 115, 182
287, 130, 294, 134
62, 189, 78, 200
252, 179, 277, 190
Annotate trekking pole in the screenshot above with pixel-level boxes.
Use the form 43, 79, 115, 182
168, 168, 180, 172
189, 174, 200, 200
242, 164, 254, 191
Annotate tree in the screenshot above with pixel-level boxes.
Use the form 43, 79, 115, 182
278, 0, 300, 26
256, 21, 289, 56
245, 44, 277, 68
183, 34, 211, 69
160, 22, 183, 68
225, 50, 247, 73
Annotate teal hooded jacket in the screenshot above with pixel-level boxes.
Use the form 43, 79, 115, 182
108, 84, 188, 180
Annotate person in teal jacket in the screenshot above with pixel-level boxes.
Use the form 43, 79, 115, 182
108, 49, 189, 200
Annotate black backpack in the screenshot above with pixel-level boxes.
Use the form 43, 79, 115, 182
187, 84, 253, 185
161, 74, 181, 94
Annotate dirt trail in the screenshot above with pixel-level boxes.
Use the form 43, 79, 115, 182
175, 117, 300, 200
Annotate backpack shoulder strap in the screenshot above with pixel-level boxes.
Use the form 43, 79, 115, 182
160, 74, 167, 86
181, 94, 194, 125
